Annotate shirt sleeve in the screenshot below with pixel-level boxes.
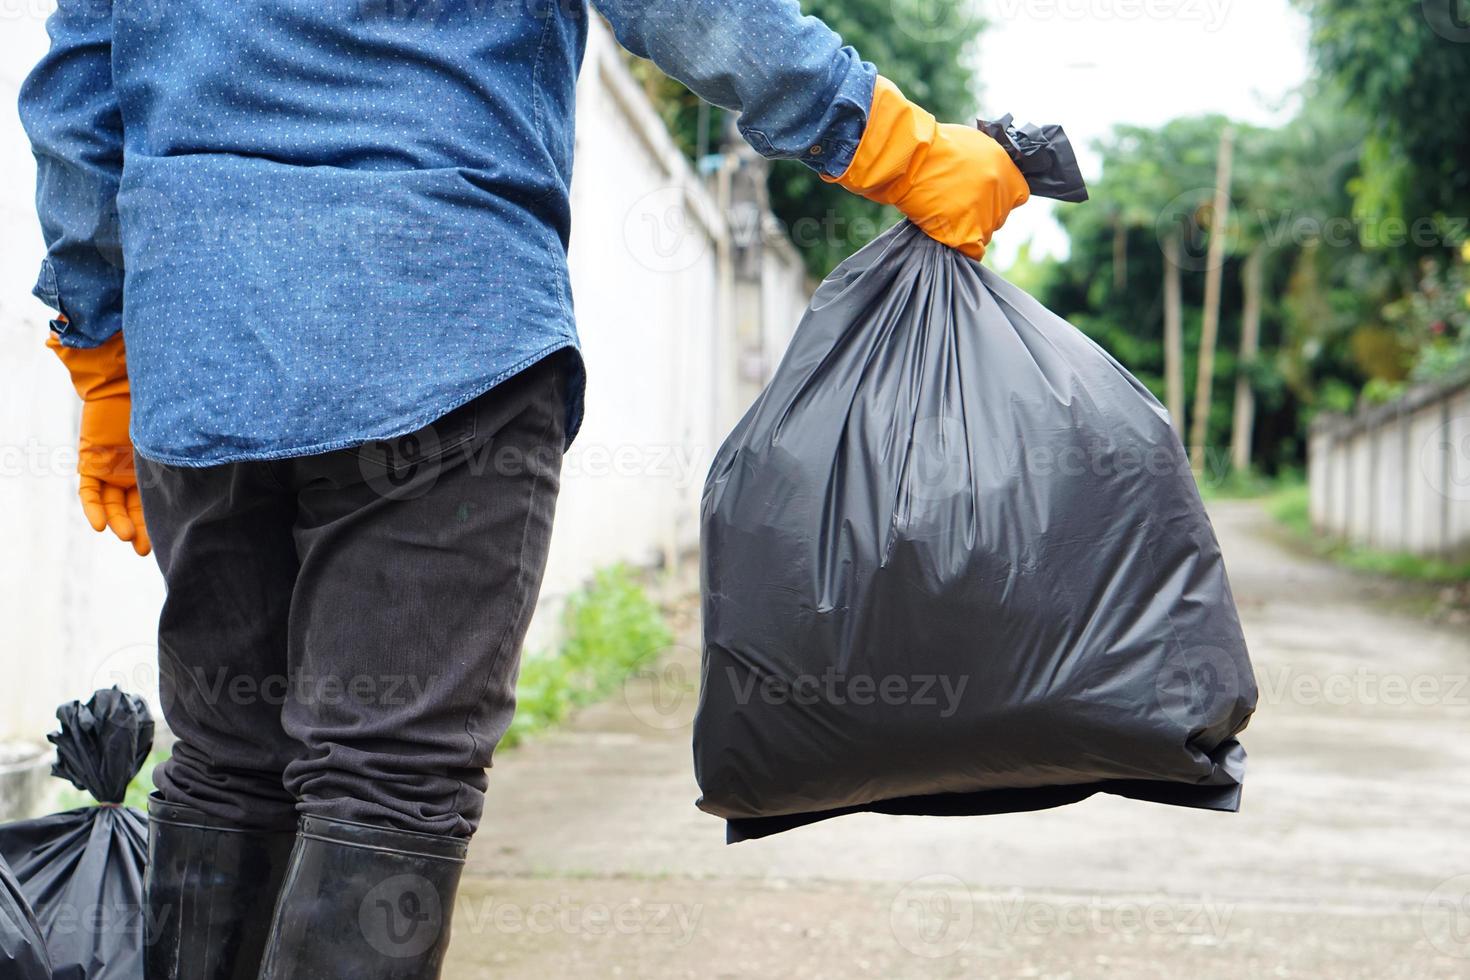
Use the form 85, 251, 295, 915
18, 0, 125, 350
590, 0, 876, 179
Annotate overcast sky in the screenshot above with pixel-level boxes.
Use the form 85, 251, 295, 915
972, 0, 1314, 264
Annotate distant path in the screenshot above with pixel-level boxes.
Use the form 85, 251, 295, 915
448, 500, 1470, 979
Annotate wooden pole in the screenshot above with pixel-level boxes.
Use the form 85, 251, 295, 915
1163, 230, 1185, 433
1189, 125, 1235, 475
1231, 245, 1264, 474
1113, 214, 1128, 290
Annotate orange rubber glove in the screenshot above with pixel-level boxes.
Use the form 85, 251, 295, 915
824, 76, 1030, 261
46, 328, 150, 556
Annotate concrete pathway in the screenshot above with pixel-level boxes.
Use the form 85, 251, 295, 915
446, 501, 1470, 979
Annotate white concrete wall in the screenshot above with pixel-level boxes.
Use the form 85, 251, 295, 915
0, 13, 811, 744
0, 18, 168, 750
1406, 408, 1441, 554
1308, 378, 1470, 557
523, 18, 815, 651
1451, 389, 1470, 546
759, 224, 812, 388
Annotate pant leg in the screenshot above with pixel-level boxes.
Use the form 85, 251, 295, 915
136, 454, 302, 831
280, 354, 568, 838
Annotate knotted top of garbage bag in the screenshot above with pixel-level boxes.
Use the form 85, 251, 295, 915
47, 688, 154, 805
979, 115, 1090, 204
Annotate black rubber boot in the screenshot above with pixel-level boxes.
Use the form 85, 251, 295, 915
257, 815, 468, 980
144, 793, 296, 980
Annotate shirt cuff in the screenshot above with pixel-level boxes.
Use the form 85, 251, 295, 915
34, 257, 123, 348
798, 55, 877, 179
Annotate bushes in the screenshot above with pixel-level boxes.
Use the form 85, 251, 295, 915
506, 565, 673, 748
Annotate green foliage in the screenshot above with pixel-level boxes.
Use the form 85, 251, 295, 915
1032, 86, 1425, 476
625, 59, 729, 164
768, 0, 986, 277
1412, 339, 1470, 384
505, 565, 673, 748
1295, 0, 1470, 237
996, 240, 1053, 299
1195, 467, 1286, 501
1385, 247, 1470, 383
1359, 377, 1405, 405
124, 749, 166, 810
1039, 113, 1329, 473
625, 0, 1467, 470
1267, 482, 1311, 530
625, 0, 985, 277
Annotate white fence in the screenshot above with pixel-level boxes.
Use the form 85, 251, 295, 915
1307, 373, 1470, 556
0, 13, 811, 783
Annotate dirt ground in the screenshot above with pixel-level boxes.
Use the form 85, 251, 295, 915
445, 501, 1470, 979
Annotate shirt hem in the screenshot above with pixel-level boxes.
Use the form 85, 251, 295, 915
132, 340, 582, 468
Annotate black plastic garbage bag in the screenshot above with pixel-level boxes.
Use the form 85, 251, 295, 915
979, 114, 1090, 204
1, 852, 52, 980
0, 688, 153, 979
694, 141, 1256, 842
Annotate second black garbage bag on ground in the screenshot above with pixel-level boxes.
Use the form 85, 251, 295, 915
1, 852, 51, 980
694, 220, 1257, 842
0, 688, 152, 978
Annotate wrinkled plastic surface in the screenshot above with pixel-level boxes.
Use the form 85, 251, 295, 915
1, 853, 52, 980
694, 221, 1256, 842
980, 115, 1090, 203
0, 688, 153, 979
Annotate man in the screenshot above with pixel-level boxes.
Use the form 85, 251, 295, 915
21, 0, 1029, 976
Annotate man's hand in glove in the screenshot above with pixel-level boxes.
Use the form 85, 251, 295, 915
46, 328, 150, 556
825, 76, 1030, 261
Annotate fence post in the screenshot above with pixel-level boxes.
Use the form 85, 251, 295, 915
1443, 397, 1453, 558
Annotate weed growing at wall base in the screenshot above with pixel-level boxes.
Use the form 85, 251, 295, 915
57, 746, 168, 812
1268, 483, 1470, 584
506, 565, 673, 747
54, 567, 669, 810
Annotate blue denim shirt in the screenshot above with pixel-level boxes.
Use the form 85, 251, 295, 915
20, 0, 875, 465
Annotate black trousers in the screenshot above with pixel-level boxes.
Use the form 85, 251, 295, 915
136, 355, 568, 838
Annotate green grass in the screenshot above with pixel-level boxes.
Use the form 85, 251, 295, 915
1196, 466, 1288, 501
122, 749, 167, 809
504, 564, 673, 748
1266, 482, 1311, 531
1266, 483, 1470, 583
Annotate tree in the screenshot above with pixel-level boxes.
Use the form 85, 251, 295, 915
1291, 4, 1470, 389
1051, 115, 1245, 444
626, 0, 986, 277
1162, 232, 1185, 430
1295, 0, 1470, 247
1036, 105, 1371, 477
1231, 247, 1264, 472
1189, 126, 1235, 473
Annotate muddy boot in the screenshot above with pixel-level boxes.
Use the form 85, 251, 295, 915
144, 794, 296, 980
257, 815, 467, 980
